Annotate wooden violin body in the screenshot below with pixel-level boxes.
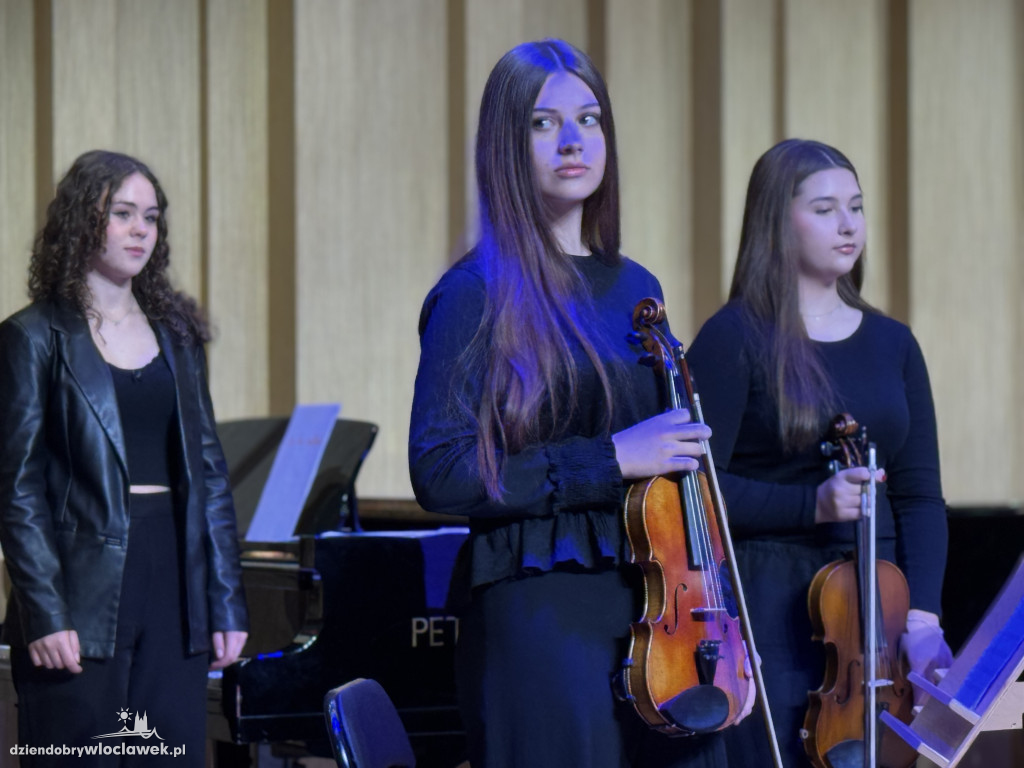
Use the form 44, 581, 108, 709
804, 556, 917, 768
802, 414, 917, 768
623, 472, 750, 735
620, 298, 781, 763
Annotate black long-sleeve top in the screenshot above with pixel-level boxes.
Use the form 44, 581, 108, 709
409, 252, 668, 590
686, 301, 948, 613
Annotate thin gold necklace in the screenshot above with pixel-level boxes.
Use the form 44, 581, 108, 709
97, 301, 139, 327
800, 302, 843, 320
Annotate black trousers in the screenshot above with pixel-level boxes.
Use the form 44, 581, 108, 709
12, 493, 208, 767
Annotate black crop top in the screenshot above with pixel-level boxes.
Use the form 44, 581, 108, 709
108, 352, 177, 487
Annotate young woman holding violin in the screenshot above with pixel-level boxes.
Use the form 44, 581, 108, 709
687, 138, 953, 767
409, 39, 735, 768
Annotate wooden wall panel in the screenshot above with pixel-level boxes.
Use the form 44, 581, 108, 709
0, 1, 1022, 507
719, 0, 777, 305
51, 0, 202, 298
205, 0, 270, 418
293, 0, 448, 499
783, 0, 891, 312
1016, 0, 1024, 506
51, 0, 117, 167
908, 0, 1021, 504
0, 0, 36, 320
604, 0, 693, 337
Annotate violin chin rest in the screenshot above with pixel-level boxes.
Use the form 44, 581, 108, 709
824, 739, 865, 768
659, 684, 729, 734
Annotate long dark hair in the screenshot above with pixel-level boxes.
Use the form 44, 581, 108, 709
28, 149, 209, 343
729, 138, 873, 451
467, 39, 621, 498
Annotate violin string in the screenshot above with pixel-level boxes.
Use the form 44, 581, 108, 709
696, 486, 722, 610
691, 416, 724, 610
686, 451, 722, 611
673, 358, 719, 612
700, 489, 721, 610
682, 476, 712, 610
674, 355, 724, 613
669, 359, 707, 611
875, 580, 894, 680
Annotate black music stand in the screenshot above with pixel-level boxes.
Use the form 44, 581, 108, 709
217, 416, 378, 536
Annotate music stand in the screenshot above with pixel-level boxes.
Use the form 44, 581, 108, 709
217, 415, 378, 537
880, 554, 1024, 767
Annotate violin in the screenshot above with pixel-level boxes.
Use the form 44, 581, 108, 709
620, 298, 783, 765
802, 414, 917, 768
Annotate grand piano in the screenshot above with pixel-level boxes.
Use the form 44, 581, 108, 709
211, 416, 1023, 767
209, 415, 468, 767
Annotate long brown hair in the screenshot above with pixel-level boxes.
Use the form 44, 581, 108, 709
467, 39, 621, 498
29, 149, 209, 343
729, 138, 873, 451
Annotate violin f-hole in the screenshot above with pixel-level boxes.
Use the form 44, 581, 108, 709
663, 582, 688, 635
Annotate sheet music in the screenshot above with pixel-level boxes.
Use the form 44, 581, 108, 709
245, 403, 341, 542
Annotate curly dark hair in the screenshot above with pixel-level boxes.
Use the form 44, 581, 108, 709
28, 149, 210, 343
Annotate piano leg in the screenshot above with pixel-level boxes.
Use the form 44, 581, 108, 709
209, 741, 257, 767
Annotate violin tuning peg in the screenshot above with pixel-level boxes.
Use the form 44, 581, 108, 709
639, 354, 658, 367
626, 332, 644, 345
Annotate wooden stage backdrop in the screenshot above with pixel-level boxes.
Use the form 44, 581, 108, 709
1, 0, 1022, 507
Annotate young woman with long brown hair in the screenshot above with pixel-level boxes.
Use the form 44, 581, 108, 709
688, 138, 951, 767
409, 39, 732, 768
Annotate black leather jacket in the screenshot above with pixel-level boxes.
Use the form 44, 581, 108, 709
0, 301, 249, 658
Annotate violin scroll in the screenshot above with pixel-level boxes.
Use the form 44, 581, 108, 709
629, 298, 674, 378
632, 296, 667, 330
820, 413, 867, 469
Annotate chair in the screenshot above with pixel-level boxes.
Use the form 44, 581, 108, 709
324, 678, 416, 768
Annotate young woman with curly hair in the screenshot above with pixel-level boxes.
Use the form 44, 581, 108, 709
0, 149, 248, 766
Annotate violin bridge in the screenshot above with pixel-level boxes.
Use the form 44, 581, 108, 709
690, 607, 724, 622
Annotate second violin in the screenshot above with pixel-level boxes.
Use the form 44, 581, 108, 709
802, 414, 917, 768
